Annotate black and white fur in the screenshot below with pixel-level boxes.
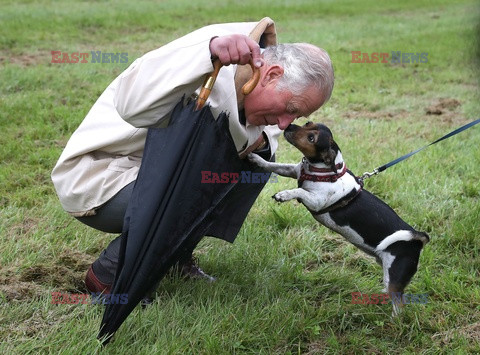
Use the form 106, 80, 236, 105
248, 122, 429, 315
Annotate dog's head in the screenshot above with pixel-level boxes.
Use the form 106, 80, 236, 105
283, 122, 340, 170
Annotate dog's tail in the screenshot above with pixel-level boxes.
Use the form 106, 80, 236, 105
413, 231, 430, 246
376, 230, 429, 252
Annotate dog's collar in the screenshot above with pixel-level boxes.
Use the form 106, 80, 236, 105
299, 158, 364, 215
299, 158, 347, 184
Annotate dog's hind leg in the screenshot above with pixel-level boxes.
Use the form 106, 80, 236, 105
378, 252, 406, 316
383, 250, 422, 316
376, 231, 427, 316
387, 283, 406, 316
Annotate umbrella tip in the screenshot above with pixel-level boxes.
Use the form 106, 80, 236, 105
98, 326, 115, 346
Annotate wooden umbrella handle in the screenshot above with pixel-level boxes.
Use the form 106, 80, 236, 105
195, 59, 260, 110
240, 60, 261, 95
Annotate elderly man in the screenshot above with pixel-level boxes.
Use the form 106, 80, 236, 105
51, 17, 334, 294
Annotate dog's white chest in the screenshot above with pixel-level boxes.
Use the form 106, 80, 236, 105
300, 173, 361, 212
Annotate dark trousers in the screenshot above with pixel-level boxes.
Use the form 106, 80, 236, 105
76, 182, 198, 284
76, 182, 133, 284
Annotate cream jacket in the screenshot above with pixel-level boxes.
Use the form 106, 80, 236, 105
52, 18, 282, 216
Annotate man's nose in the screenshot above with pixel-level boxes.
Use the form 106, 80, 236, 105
277, 114, 297, 130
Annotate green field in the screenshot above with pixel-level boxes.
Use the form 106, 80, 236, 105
1, 0, 479, 353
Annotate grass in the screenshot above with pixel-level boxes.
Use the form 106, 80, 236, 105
1, 0, 479, 353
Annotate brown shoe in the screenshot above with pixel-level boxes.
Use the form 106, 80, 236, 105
85, 265, 112, 294
178, 257, 216, 282
85, 264, 160, 307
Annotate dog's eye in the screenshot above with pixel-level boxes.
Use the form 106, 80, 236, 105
307, 134, 315, 143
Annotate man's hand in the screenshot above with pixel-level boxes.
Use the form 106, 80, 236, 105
209, 35, 263, 68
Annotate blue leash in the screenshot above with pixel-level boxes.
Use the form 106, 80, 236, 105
360, 118, 480, 181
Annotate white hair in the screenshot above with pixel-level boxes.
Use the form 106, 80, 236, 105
263, 43, 334, 102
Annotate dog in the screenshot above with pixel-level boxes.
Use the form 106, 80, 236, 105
248, 122, 429, 315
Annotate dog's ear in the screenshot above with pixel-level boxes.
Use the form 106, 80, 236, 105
315, 129, 338, 170
323, 135, 339, 171
321, 148, 338, 171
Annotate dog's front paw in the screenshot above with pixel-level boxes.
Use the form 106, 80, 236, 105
272, 190, 294, 203
247, 153, 267, 167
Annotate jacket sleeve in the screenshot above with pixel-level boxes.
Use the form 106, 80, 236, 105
113, 24, 255, 128
114, 32, 213, 127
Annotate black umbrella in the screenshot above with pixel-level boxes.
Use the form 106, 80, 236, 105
98, 61, 266, 343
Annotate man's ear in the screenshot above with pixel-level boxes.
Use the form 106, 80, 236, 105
261, 64, 284, 86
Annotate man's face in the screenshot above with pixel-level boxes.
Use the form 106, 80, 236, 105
243, 64, 325, 130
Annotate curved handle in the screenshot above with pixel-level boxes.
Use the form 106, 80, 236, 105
195, 59, 260, 111
240, 61, 261, 95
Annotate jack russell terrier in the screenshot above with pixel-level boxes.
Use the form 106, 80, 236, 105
248, 122, 429, 315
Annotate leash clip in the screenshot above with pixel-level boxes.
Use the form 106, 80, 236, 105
359, 168, 379, 182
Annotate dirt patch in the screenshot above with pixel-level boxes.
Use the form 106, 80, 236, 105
0, 250, 94, 301
0, 269, 43, 301
0, 307, 75, 341
425, 98, 461, 115
0, 53, 42, 67
343, 101, 467, 127
432, 321, 480, 345
7, 216, 41, 240
0, 50, 53, 67
305, 340, 328, 354
343, 98, 462, 121
19, 250, 94, 291
18, 264, 87, 291
306, 336, 384, 355
343, 110, 409, 121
